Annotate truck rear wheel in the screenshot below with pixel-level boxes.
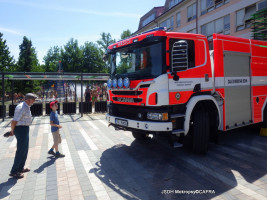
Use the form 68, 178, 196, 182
192, 108, 210, 154
132, 131, 149, 140
209, 109, 219, 144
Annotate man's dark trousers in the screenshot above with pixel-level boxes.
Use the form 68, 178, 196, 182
11, 126, 29, 174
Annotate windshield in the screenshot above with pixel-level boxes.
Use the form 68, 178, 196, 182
110, 42, 164, 79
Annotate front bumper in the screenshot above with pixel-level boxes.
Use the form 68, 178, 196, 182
106, 114, 173, 132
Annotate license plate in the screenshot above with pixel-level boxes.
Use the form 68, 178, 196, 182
115, 118, 128, 127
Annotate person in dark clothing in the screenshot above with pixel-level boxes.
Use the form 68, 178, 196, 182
85, 85, 91, 102
9, 93, 37, 179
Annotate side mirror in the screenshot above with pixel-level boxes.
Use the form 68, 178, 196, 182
121, 53, 129, 59
103, 53, 108, 62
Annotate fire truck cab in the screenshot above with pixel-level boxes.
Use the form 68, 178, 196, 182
105, 27, 267, 154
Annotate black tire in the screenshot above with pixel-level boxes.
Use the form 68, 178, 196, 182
132, 131, 149, 140
209, 110, 219, 144
192, 108, 210, 154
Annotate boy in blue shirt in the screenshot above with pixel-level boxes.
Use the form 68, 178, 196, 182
48, 101, 65, 158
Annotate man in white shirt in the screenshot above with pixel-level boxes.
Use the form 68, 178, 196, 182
9, 93, 37, 179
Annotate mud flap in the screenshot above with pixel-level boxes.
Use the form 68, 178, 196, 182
260, 128, 267, 137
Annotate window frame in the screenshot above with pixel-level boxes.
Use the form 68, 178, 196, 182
176, 12, 181, 27
160, 16, 174, 31
201, 15, 230, 39
200, 0, 229, 15
187, 3, 197, 22
169, 0, 183, 9
236, 4, 256, 32
257, 0, 267, 10
142, 13, 156, 27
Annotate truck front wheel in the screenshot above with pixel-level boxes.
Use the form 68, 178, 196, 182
192, 108, 210, 154
132, 131, 149, 140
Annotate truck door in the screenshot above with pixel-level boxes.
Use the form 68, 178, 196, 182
223, 51, 252, 128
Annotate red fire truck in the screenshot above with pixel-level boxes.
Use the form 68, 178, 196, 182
105, 27, 267, 154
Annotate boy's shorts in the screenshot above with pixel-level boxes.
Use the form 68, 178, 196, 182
52, 130, 61, 145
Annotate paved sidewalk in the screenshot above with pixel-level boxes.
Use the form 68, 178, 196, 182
0, 114, 266, 200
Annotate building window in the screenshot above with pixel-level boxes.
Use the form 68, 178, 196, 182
236, 4, 256, 31
224, 15, 230, 34
142, 13, 156, 27
187, 3, 197, 22
176, 12, 181, 27
160, 16, 174, 30
187, 28, 197, 33
200, 0, 229, 15
201, 15, 230, 40
169, 0, 183, 9
257, 0, 267, 10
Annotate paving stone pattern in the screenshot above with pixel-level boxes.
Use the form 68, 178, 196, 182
0, 114, 266, 200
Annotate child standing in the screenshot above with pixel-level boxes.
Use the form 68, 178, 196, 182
48, 101, 65, 158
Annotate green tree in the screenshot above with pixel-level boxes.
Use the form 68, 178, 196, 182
97, 33, 116, 73
97, 32, 116, 53
0, 32, 15, 71
81, 42, 105, 73
61, 38, 83, 72
116, 29, 133, 74
16, 36, 42, 93
43, 46, 61, 72
17, 36, 39, 71
120, 29, 131, 40
0, 32, 16, 97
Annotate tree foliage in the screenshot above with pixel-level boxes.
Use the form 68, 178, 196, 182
43, 38, 107, 73
15, 36, 42, 93
61, 38, 83, 72
1, 30, 129, 96
43, 46, 61, 72
97, 32, 116, 53
120, 29, 131, 40
96, 32, 116, 73
17, 37, 39, 72
81, 42, 105, 73
116, 30, 132, 74
0, 32, 15, 71
0, 32, 16, 95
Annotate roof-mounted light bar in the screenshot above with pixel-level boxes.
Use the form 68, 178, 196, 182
129, 27, 166, 39
142, 27, 166, 34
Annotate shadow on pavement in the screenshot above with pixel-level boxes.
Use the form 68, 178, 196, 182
0, 178, 18, 199
91, 127, 267, 200
34, 156, 56, 173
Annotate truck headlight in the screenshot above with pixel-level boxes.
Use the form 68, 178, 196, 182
118, 78, 123, 88
123, 77, 130, 88
107, 79, 112, 88
112, 78, 118, 88
147, 112, 168, 121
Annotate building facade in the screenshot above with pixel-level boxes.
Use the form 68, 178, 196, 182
136, 0, 267, 44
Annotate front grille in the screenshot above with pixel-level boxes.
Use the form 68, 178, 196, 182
110, 104, 139, 120
112, 91, 143, 95
113, 97, 142, 103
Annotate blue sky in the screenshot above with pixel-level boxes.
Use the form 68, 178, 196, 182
0, 0, 165, 64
